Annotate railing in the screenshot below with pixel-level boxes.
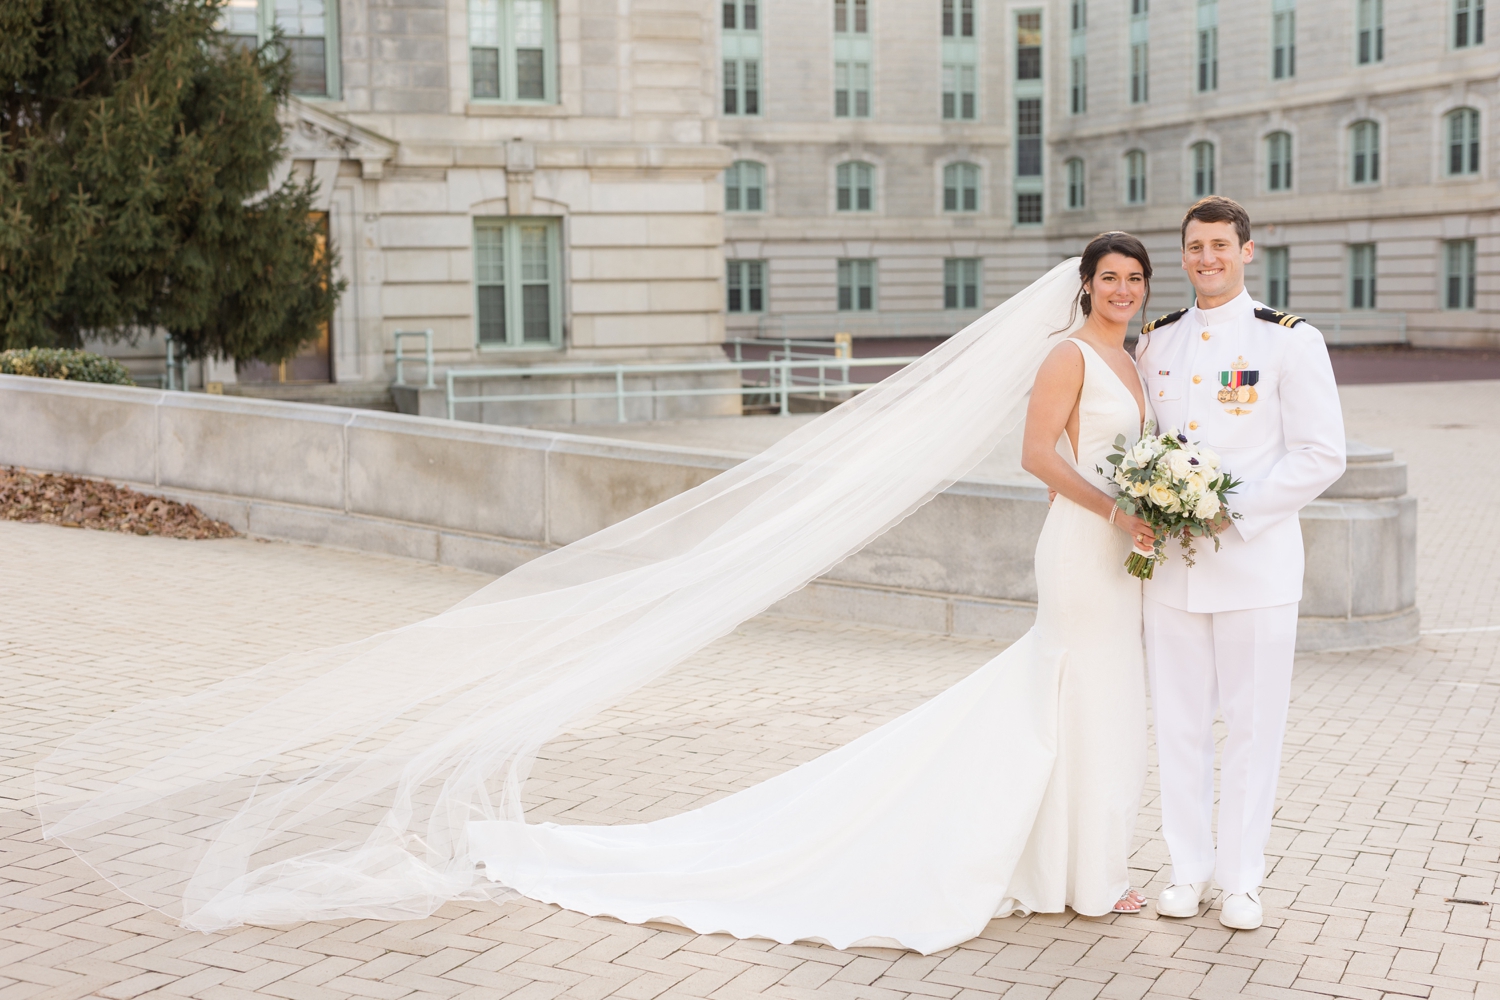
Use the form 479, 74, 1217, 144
729, 334, 853, 364
445, 356, 921, 423
745, 311, 985, 340
1297, 312, 1408, 346
393, 329, 436, 388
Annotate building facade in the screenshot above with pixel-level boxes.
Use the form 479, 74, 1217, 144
724, 0, 1497, 347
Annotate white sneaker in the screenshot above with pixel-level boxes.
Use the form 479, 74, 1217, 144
1155, 881, 1209, 918
1219, 891, 1263, 930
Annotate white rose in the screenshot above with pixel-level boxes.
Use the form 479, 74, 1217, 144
1129, 479, 1149, 497
1185, 471, 1208, 494
1147, 482, 1180, 512
1193, 492, 1222, 520
1196, 447, 1222, 470
1130, 441, 1158, 465
1165, 450, 1195, 479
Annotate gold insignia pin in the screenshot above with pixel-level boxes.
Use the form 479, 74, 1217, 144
1230, 356, 1248, 370
1226, 407, 1253, 416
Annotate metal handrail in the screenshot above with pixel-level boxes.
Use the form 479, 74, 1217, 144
1295, 312, 1407, 346
445, 356, 922, 423
393, 329, 436, 388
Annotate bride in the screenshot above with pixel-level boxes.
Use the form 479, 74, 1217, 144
38, 234, 1160, 956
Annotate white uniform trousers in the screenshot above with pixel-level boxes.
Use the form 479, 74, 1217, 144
1143, 597, 1299, 894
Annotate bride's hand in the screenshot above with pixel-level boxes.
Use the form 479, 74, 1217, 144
1113, 510, 1156, 552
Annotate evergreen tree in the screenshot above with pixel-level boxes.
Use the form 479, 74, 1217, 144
0, 0, 343, 362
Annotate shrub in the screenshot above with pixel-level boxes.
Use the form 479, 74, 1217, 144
0, 348, 135, 386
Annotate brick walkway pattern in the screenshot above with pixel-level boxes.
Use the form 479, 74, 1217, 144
2, 381, 1498, 1000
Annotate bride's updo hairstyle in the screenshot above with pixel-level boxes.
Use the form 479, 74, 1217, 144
1075, 231, 1152, 322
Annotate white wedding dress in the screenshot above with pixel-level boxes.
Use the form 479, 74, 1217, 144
469, 339, 1149, 955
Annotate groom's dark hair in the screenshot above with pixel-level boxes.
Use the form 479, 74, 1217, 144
1180, 196, 1251, 248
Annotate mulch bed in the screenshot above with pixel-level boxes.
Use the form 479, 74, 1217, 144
0, 467, 237, 539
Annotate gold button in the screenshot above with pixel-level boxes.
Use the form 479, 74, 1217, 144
1192, 375, 1203, 384
1158, 389, 1165, 397
1188, 421, 1199, 430
1201, 331, 1212, 341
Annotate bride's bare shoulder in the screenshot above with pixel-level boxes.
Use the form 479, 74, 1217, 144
1029, 338, 1086, 401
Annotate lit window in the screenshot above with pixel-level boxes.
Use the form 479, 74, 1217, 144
1197, 1, 1218, 92
725, 161, 766, 212
944, 258, 981, 309
1125, 150, 1147, 204
1357, 0, 1384, 63
1266, 132, 1292, 191
944, 162, 980, 212
223, 0, 339, 97
1446, 108, 1481, 176
838, 258, 876, 311
470, 0, 555, 102
1066, 157, 1086, 209
835, 0, 871, 118
1272, 0, 1295, 79
1349, 243, 1377, 309
475, 219, 563, 348
1454, 0, 1485, 48
1350, 120, 1380, 184
727, 260, 766, 313
1264, 247, 1289, 308
1192, 141, 1216, 197
1444, 240, 1476, 310
836, 161, 875, 212
1016, 11, 1042, 80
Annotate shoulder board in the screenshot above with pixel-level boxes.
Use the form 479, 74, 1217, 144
1141, 308, 1188, 334
1254, 306, 1306, 328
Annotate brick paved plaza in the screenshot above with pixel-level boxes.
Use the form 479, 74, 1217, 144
3, 381, 1500, 1000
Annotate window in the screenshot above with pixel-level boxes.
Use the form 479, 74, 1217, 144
1016, 11, 1042, 80
1444, 240, 1477, 310
1357, 0, 1384, 63
835, 0, 871, 118
838, 259, 876, 311
1191, 141, 1216, 197
944, 162, 980, 212
942, 0, 974, 37
1455, 0, 1485, 47
836, 161, 875, 212
727, 260, 765, 313
1016, 192, 1043, 225
1266, 131, 1292, 191
1125, 150, 1147, 204
1071, 0, 1087, 31
725, 161, 765, 212
944, 258, 981, 309
1066, 157, 1086, 209
1070, 56, 1087, 114
722, 0, 761, 115
1264, 247, 1289, 308
474, 219, 562, 348
1016, 99, 1042, 176
1349, 243, 1377, 309
1351, 120, 1380, 184
1447, 108, 1481, 176
1130, 43, 1149, 103
942, 64, 977, 120
223, 0, 339, 97
1272, 0, 1296, 79
1197, 1, 1218, 92
470, 0, 555, 102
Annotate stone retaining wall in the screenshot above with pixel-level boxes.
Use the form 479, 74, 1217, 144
0, 373, 1417, 650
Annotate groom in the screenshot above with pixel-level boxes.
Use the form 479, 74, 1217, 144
1134, 197, 1346, 930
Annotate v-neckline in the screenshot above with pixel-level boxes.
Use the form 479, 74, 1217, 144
1069, 338, 1146, 431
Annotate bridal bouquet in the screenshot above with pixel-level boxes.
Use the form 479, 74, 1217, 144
1098, 424, 1243, 579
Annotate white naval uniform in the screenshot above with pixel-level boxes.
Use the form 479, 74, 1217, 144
1134, 288, 1346, 894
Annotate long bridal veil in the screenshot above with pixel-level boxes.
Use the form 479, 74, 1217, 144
37, 258, 1084, 932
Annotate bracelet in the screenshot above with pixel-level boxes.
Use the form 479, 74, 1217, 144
1108, 505, 1118, 526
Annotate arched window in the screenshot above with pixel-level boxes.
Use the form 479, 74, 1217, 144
836, 161, 875, 211
1065, 157, 1085, 209
1125, 150, 1147, 205
1191, 141, 1215, 197
1266, 131, 1292, 191
725, 160, 766, 212
1446, 108, 1480, 176
1350, 120, 1380, 184
943, 162, 980, 212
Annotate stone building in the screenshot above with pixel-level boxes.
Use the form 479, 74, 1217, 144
725, 0, 1497, 347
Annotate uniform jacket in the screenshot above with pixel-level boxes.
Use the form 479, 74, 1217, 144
1134, 288, 1346, 613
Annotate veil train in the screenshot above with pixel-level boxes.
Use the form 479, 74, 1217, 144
37, 258, 1084, 932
